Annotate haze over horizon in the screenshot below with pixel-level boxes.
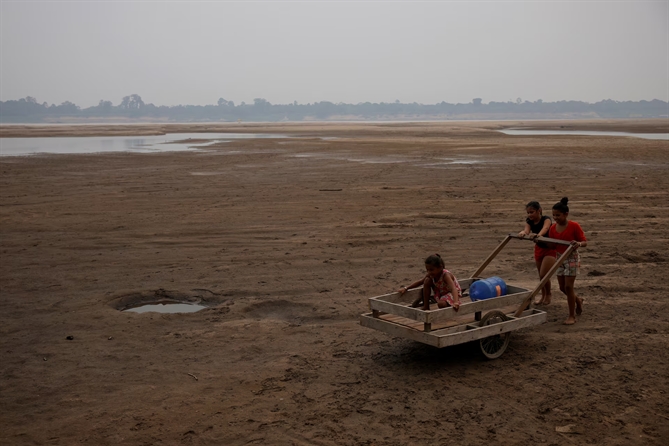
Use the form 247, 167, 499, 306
1, 0, 667, 108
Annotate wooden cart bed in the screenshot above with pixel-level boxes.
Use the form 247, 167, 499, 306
359, 234, 578, 358
360, 279, 547, 348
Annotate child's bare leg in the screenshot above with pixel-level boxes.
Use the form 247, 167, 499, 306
575, 292, 583, 316
557, 275, 566, 295
534, 258, 545, 304
557, 275, 574, 324
539, 256, 556, 305
422, 277, 432, 310
562, 276, 577, 325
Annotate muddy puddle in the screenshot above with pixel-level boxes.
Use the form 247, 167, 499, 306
123, 303, 206, 314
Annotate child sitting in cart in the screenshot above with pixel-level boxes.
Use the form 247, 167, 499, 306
398, 254, 462, 311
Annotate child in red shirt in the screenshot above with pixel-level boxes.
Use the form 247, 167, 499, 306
548, 197, 587, 325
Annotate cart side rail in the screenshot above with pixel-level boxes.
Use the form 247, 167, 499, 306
368, 283, 530, 325
359, 313, 440, 346
359, 308, 547, 349
427, 290, 530, 324
436, 309, 546, 348
371, 278, 476, 305
368, 279, 475, 323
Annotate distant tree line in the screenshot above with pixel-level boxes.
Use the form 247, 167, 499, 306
1, 94, 667, 123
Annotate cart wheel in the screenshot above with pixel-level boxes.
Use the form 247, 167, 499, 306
479, 310, 511, 360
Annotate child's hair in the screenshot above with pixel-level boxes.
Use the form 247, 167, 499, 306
552, 197, 570, 213
425, 254, 445, 268
526, 201, 542, 212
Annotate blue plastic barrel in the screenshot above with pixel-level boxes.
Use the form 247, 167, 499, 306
469, 277, 507, 301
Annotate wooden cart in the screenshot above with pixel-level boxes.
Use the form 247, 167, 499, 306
360, 234, 577, 359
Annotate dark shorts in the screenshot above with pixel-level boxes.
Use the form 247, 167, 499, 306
535, 245, 556, 263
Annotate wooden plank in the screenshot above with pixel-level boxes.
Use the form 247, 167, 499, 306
456, 278, 475, 290
368, 279, 476, 322
430, 325, 468, 336
372, 292, 526, 325
470, 235, 512, 278
514, 244, 577, 317
371, 288, 422, 304
426, 291, 530, 323
359, 313, 439, 347
371, 312, 470, 336
436, 310, 547, 348
383, 304, 532, 335
506, 285, 528, 294
381, 312, 476, 332
379, 314, 417, 328
361, 310, 547, 348
371, 278, 476, 305
516, 308, 542, 317
369, 299, 428, 322
372, 289, 531, 325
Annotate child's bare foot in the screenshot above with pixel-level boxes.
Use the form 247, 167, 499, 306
534, 296, 544, 305
575, 297, 583, 315
543, 293, 552, 305
564, 316, 576, 325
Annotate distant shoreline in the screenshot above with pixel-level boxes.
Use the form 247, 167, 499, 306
1, 116, 667, 126
1, 115, 668, 126
0, 118, 667, 138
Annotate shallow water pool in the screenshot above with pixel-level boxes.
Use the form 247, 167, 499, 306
499, 129, 669, 140
0, 133, 287, 156
123, 303, 206, 313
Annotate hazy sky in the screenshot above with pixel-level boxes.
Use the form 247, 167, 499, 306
1, 1, 667, 107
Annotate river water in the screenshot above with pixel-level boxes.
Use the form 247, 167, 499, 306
0, 133, 286, 156
499, 129, 669, 140
2, 129, 666, 157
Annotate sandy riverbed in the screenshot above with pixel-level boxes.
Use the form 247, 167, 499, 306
1, 121, 668, 445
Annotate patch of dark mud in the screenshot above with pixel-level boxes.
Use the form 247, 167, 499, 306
108, 288, 233, 312
241, 299, 346, 324
612, 251, 665, 264
587, 270, 607, 277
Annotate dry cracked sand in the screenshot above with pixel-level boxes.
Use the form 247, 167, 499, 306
1, 120, 668, 445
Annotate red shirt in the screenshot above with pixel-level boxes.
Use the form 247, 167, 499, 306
548, 221, 586, 254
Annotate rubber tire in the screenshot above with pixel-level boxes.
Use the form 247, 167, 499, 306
479, 310, 511, 360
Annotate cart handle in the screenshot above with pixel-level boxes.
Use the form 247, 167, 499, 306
469, 233, 575, 279
507, 233, 573, 246
469, 235, 512, 279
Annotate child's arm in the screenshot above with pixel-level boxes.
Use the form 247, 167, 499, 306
538, 218, 551, 237
518, 222, 531, 237
399, 276, 428, 295
571, 223, 587, 248
445, 274, 461, 310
